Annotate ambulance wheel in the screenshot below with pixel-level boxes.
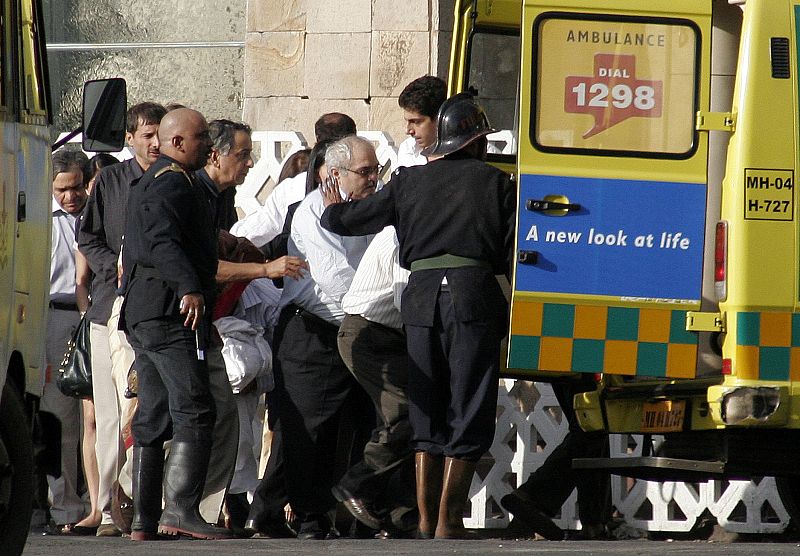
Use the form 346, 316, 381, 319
0, 384, 33, 556
776, 476, 800, 532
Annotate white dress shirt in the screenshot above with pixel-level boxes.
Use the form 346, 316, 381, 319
342, 226, 410, 329
229, 172, 307, 246
50, 197, 78, 303
280, 188, 374, 324
396, 136, 427, 168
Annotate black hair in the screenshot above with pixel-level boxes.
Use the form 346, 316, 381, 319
88, 153, 120, 178
208, 119, 252, 156
314, 113, 356, 143
126, 102, 167, 134
398, 76, 447, 119
52, 149, 88, 180
305, 139, 335, 195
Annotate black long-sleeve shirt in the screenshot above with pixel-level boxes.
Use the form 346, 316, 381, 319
121, 156, 218, 329
78, 158, 144, 324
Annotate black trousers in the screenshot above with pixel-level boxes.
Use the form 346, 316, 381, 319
517, 379, 611, 525
272, 305, 373, 520
405, 290, 501, 461
336, 314, 415, 512
128, 316, 216, 448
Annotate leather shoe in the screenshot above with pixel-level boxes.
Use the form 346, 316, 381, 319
501, 491, 564, 541
96, 523, 122, 537
243, 518, 296, 538
296, 517, 329, 540
331, 485, 381, 530
59, 523, 97, 536
111, 480, 134, 534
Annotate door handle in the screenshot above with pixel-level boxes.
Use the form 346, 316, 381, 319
526, 198, 581, 213
518, 250, 538, 265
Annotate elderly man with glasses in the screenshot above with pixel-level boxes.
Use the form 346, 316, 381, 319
270, 135, 380, 540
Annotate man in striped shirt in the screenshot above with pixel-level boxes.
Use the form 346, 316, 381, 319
331, 225, 413, 536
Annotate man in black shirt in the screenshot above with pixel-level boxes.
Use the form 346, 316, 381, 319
195, 119, 306, 533
122, 108, 230, 540
320, 93, 515, 539
78, 102, 167, 536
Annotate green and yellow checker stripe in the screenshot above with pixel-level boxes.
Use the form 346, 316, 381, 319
734, 312, 800, 381
508, 302, 698, 378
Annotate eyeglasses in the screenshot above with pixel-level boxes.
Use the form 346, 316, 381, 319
343, 164, 384, 178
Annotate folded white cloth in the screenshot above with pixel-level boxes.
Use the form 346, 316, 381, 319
214, 316, 273, 393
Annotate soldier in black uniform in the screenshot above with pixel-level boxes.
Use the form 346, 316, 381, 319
320, 93, 515, 539
121, 108, 230, 540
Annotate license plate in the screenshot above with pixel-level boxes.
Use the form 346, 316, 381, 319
641, 400, 686, 432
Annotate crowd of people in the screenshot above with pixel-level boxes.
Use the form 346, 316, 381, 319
41, 74, 610, 542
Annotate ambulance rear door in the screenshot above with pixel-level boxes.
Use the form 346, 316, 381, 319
508, 0, 713, 380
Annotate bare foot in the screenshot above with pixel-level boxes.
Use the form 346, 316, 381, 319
75, 511, 101, 528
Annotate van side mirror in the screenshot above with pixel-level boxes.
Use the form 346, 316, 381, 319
82, 78, 127, 152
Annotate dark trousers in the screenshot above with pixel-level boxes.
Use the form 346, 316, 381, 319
517, 379, 611, 525
405, 290, 501, 461
128, 317, 216, 448
272, 306, 373, 520
336, 314, 415, 511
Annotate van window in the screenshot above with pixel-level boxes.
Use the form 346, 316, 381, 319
532, 15, 699, 158
1, 1, 7, 111
19, 0, 47, 116
466, 29, 520, 157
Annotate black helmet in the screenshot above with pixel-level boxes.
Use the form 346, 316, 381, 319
421, 92, 496, 157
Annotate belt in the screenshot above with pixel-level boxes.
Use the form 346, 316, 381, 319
286, 304, 338, 331
410, 254, 490, 272
49, 301, 79, 312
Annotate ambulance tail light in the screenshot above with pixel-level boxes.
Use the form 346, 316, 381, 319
714, 221, 727, 301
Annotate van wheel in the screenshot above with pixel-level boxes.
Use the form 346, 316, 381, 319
0, 384, 33, 556
776, 476, 800, 532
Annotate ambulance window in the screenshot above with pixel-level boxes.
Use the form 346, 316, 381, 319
18, 0, 47, 118
466, 29, 520, 158
532, 15, 699, 158
0, 1, 7, 112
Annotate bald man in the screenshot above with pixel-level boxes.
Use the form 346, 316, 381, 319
121, 108, 231, 540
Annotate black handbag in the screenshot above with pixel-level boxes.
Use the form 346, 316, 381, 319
56, 314, 93, 399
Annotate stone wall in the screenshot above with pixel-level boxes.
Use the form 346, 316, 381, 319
243, 0, 455, 146
43, 0, 454, 141
43, 0, 246, 133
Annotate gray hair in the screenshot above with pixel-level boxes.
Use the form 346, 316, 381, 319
52, 150, 89, 181
208, 119, 252, 156
325, 135, 373, 171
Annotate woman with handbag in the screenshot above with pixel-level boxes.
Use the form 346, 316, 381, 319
67, 154, 122, 535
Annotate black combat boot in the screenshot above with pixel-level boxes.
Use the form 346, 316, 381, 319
157, 441, 232, 539
130, 446, 165, 541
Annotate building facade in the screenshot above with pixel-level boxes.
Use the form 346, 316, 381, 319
44, 0, 454, 145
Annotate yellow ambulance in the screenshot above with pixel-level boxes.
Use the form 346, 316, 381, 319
451, 0, 800, 490
0, 1, 124, 551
